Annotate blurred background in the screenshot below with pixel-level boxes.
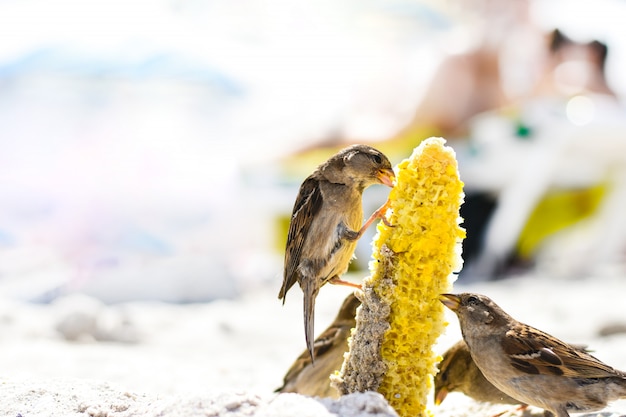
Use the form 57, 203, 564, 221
1, 0, 626, 304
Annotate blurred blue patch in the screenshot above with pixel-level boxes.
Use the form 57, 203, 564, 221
0, 46, 245, 96
0, 229, 15, 246
375, 1, 451, 30
116, 227, 173, 256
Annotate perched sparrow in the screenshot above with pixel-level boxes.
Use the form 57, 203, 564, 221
435, 339, 520, 406
440, 293, 626, 417
276, 292, 360, 398
279, 144, 394, 362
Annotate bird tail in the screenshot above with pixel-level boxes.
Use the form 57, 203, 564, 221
303, 278, 318, 364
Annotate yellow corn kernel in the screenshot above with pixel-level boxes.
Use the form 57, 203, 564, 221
331, 137, 465, 417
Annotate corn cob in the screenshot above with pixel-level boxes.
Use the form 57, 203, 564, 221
331, 137, 465, 417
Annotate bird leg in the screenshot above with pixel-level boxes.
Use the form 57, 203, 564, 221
357, 200, 393, 238
328, 276, 362, 289
491, 404, 528, 417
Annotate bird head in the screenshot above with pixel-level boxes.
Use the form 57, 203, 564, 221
440, 293, 510, 330
434, 340, 473, 405
324, 145, 395, 190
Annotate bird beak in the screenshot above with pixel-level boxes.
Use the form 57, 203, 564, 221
439, 294, 461, 311
434, 387, 448, 405
377, 168, 395, 187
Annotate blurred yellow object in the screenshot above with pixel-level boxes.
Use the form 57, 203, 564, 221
517, 184, 607, 259
332, 137, 465, 417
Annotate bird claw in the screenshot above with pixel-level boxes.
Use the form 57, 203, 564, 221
374, 200, 394, 228
381, 215, 394, 228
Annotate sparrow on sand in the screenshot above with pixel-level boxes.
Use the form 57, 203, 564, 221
276, 292, 360, 398
440, 292, 626, 417
279, 144, 394, 362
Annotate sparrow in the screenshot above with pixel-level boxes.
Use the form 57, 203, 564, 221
440, 292, 626, 417
276, 292, 360, 398
435, 339, 591, 409
279, 144, 394, 362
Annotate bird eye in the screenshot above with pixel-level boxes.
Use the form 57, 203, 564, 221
372, 154, 382, 164
440, 369, 448, 382
467, 295, 479, 305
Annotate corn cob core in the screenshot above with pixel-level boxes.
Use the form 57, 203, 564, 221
331, 137, 465, 417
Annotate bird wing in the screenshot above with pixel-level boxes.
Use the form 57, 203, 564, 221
503, 324, 621, 379
276, 326, 344, 391
279, 177, 323, 300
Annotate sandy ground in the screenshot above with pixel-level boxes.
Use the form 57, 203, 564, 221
2, 272, 626, 417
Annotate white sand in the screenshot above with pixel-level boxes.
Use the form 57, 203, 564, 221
2, 273, 626, 416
